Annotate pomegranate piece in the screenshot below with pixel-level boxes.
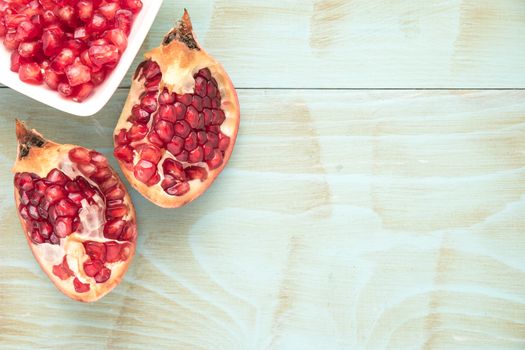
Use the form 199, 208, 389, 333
113, 11, 240, 208
13, 121, 137, 302
0, 0, 142, 102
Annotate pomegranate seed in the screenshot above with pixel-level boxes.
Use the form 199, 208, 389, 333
123, 0, 143, 13
53, 257, 73, 280
95, 267, 111, 283
28, 205, 39, 219
158, 89, 175, 104
57, 6, 76, 28
167, 136, 184, 156
197, 131, 207, 145
16, 20, 40, 41
91, 166, 111, 182
58, 82, 73, 97
198, 68, 212, 80
185, 166, 208, 181
114, 145, 134, 163
16, 173, 34, 191
185, 106, 199, 129
54, 216, 74, 237
140, 94, 157, 113
19, 205, 30, 220
105, 241, 121, 263
90, 151, 109, 167
139, 144, 162, 164
115, 129, 130, 145
3, 32, 20, 50
148, 131, 164, 147
218, 134, 231, 151
104, 218, 125, 239
188, 146, 204, 163
73, 278, 90, 293
207, 81, 218, 98
191, 95, 203, 112
69, 147, 91, 164
161, 175, 177, 189
77, 1, 93, 22
133, 160, 156, 184
88, 13, 107, 33
83, 259, 103, 277
43, 68, 59, 90
107, 204, 127, 218
206, 132, 219, 148
55, 199, 78, 217
184, 132, 198, 152
42, 10, 56, 25
18, 41, 41, 58
72, 82, 94, 102
177, 93, 192, 105
105, 28, 127, 52
174, 121, 191, 138
155, 120, 174, 143
158, 105, 177, 123
142, 60, 160, 80
74, 26, 88, 40
128, 124, 148, 141
194, 76, 207, 97
162, 159, 186, 181
203, 109, 213, 126
91, 69, 106, 86
100, 177, 119, 193
42, 27, 62, 56
68, 192, 84, 205
115, 9, 132, 34
40, 222, 53, 238
45, 185, 67, 204
166, 182, 190, 196
10, 51, 25, 72
46, 169, 68, 185
19, 63, 43, 84
176, 151, 188, 162
105, 186, 125, 202
131, 105, 150, 124
207, 150, 224, 170
88, 44, 119, 66
51, 48, 75, 73
203, 97, 212, 109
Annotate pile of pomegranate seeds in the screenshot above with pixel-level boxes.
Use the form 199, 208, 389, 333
0, 0, 142, 102
14, 147, 135, 293
115, 62, 232, 197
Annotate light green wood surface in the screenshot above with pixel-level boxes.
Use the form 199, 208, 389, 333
1, 1, 525, 350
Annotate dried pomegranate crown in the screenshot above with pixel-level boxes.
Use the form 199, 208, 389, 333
114, 10, 240, 208
13, 120, 137, 302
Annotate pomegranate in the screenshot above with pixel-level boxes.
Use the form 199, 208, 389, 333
12, 121, 137, 302
0, 0, 142, 102
114, 10, 240, 208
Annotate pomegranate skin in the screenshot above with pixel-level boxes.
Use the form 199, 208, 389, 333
114, 10, 240, 208
12, 121, 137, 302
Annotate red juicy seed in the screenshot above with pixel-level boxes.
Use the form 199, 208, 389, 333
18, 41, 41, 58
49, 234, 60, 244
145, 78, 161, 93
20, 191, 30, 205
55, 199, 78, 217
119, 223, 136, 241
148, 172, 160, 186
114, 145, 134, 163
216, 110, 226, 125
66, 39, 87, 56
45, 185, 67, 204
191, 95, 203, 112
207, 81, 217, 98
28, 205, 39, 219
73, 278, 90, 293
77, 1, 93, 21
57, 5, 76, 27
177, 93, 192, 105
142, 60, 160, 80
105, 185, 125, 201
46, 169, 68, 185
10, 51, 25, 72
202, 97, 212, 109
185, 166, 208, 181
104, 218, 125, 239
123, 0, 143, 13
17, 173, 35, 191
107, 204, 127, 218
5, 14, 29, 29
158, 89, 175, 104
212, 97, 221, 109
48, 205, 58, 223
42, 10, 57, 25
78, 163, 96, 176
68, 192, 84, 205
128, 124, 148, 141
147, 131, 164, 147
162, 159, 186, 181
161, 175, 177, 189
91, 167, 111, 182
115, 128, 130, 145
166, 182, 190, 196
43, 68, 59, 90
133, 160, 157, 184
69, 147, 91, 164
100, 177, 118, 193
173, 102, 187, 120
188, 146, 204, 163
3, 32, 20, 51
115, 9, 132, 34
88, 44, 119, 66
30, 191, 44, 206
15, 20, 40, 41
155, 120, 174, 143
95, 267, 111, 283
197, 131, 207, 145
84, 241, 106, 261
19, 63, 43, 84
53, 256, 73, 280
158, 105, 177, 123
19, 205, 30, 220
184, 132, 198, 152
167, 136, 184, 156
31, 229, 45, 244
54, 216, 73, 237
35, 180, 48, 193
88, 13, 107, 33
51, 48, 75, 73
140, 94, 158, 113
139, 144, 162, 164
100, 2, 120, 20
40, 222, 53, 238
198, 68, 212, 80
194, 76, 206, 97
218, 134, 231, 151
90, 151, 109, 167
83, 259, 103, 277
176, 150, 188, 162
207, 151, 224, 170
42, 28, 62, 56
185, 106, 199, 129
105, 28, 127, 52
74, 26, 87, 40
58, 83, 73, 97
72, 82, 94, 102
65, 63, 91, 86
105, 241, 121, 263
131, 104, 150, 124
206, 132, 219, 147
91, 69, 106, 86
65, 181, 81, 193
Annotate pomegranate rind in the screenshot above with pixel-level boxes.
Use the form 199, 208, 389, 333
114, 10, 240, 208
13, 121, 137, 302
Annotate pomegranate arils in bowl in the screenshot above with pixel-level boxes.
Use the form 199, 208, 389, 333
13, 120, 137, 302
114, 10, 240, 208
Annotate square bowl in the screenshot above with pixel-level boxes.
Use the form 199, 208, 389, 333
0, 1, 163, 117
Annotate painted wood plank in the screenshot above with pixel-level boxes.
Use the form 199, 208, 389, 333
118, 0, 525, 88
0, 89, 524, 349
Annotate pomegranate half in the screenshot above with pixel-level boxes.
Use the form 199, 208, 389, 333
114, 10, 240, 208
12, 121, 137, 302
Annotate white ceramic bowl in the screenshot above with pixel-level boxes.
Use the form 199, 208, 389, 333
0, 1, 163, 117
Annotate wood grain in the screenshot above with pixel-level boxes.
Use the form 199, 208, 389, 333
0, 89, 524, 349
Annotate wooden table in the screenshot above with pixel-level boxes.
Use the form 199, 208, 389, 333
1, 1, 525, 349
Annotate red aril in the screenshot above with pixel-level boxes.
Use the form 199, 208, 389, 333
13, 121, 137, 302
19, 62, 42, 84
113, 11, 240, 208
